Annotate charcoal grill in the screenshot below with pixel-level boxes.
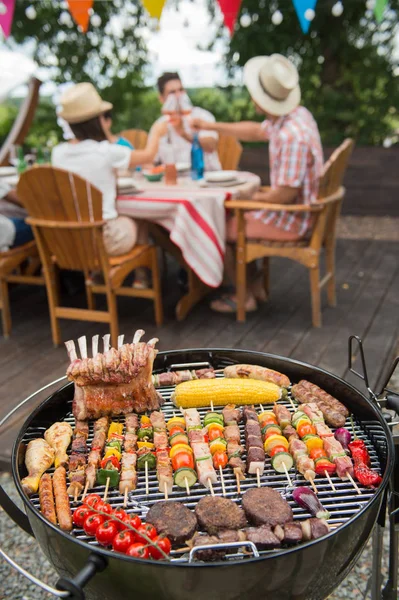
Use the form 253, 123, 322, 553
0, 339, 398, 600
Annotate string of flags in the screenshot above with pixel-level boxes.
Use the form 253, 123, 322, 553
0, 0, 390, 39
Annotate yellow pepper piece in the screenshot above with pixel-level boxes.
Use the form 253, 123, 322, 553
304, 436, 324, 451
172, 378, 282, 408
141, 415, 151, 425
169, 443, 193, 459
107, 422, 123, 439
103, 447, 122, 460
264, 434, 289, 453
166, 416, 186, 431
137, 441, 155, 449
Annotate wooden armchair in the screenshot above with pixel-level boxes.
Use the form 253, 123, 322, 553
0, 241, 44, 337
0, 77, 41, 166
119, 129, 148, 150
217, 134, 243, 171
225, 138, 354, 327
17, 167, 163, 347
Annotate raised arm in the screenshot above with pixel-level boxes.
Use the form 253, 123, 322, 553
191, 118, 266, 142
128, 119, 169, 167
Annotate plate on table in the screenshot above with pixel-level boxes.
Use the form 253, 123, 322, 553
117, 177, 144, 194
199, 178, 242, 188
3, 175, 19, 187
176, 162, 191, 173
0, 166, 17, 177
204, 170, 238, 183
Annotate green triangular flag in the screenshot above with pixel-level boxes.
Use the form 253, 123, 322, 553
374, 0, 387, 23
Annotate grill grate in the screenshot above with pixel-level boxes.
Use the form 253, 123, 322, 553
22, 375, 385, 563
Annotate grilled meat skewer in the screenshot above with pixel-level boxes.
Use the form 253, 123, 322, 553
153, 368, 215, 387
67, 420, 89, 497
150, 411, 173, 496
243, 406, 265, 477
119, 413, 138, 495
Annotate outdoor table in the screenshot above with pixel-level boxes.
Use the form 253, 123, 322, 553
116, 171, 261, 320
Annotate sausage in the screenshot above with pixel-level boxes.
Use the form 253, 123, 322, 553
291, 384, 346, 428
39, 474, 57, 524
53, 467, 73, 531
224, 364, 290, 388
297, 380, 349, 417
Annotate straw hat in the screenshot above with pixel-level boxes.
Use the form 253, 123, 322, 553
243, 54, 301, 116
58, 82, 113, 124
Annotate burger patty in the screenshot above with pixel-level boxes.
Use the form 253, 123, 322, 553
195, 496, 247, 534
242, 488, 293, 527
146, 501, 197, 545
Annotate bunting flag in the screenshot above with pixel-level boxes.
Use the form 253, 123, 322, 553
292, 0, 318, 33
374, 0, 388, 22
141, 0, 167, 20
0, 0, 16, 38
67, 0, 93, 33
217, 0, 242, 35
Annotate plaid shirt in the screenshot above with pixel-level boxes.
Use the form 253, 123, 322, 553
254, 106, 323, 237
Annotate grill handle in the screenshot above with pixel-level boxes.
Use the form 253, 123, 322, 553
0, 547, 106, 600
188, 540, 259, 562
0, 484, 33, 536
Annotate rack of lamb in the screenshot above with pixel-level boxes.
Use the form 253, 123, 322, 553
65, 330, 163, 420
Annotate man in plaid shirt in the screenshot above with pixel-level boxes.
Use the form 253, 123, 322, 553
193, 54, 323, 312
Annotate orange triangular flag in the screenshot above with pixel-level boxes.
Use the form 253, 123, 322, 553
67, 0, 93, 33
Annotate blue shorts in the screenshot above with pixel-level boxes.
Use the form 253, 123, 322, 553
10, 218, 34, 248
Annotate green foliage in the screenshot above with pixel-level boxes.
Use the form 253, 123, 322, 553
212, 0, 399, 145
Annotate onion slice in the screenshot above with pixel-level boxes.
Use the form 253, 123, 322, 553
292, 486, 330, 520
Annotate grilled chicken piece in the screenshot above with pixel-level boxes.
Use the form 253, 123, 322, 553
44, 422, 73, 468
21, 439, 55, 495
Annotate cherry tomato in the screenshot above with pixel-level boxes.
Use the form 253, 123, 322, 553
168, 426, 185, 437
297, 423, 316, 438
309, 448, 327, 460
83, 513, 104, 536
112, 508, 128, 530
73, 506, 92, 528
213, 451, 228, 469
95, 519, 118, 546
172, 452, 194, 471
125, 514, 142, 532
136, 523, 157, 544
126, 543, 150, 559
149, 535, 172, 560
112, 530, 136, 553
83, 494, 102, 509
95, 501, 113, 516
270, 445, 288, 458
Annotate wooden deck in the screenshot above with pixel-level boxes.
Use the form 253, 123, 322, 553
0, 237, 398, 470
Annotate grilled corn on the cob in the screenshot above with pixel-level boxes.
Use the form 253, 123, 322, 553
172, 378, 282, 408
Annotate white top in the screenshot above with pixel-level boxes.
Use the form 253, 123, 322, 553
52, 140, 131, 219
156, 106, 221, 172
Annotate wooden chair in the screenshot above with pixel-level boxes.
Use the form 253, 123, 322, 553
0, 241, 44, 337
0, 77, 41, 166
17, 166, 163, 347
217, 134, 243, 171
225, 138, 355, 327
119, 129, 148, 150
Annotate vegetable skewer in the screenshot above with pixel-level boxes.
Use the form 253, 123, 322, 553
260, 407, 293, 486
97, 422, 124, 501
203, 406, 228, 496
184, 408, 218, 491
167, 415, 197, 493
136, 416, 156, 494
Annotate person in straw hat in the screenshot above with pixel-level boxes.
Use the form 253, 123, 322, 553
192, 54, 323, 313
52, 83, 168, 260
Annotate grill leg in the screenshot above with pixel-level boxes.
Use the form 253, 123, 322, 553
382, 494, 399, 599
370, 524, 384, 600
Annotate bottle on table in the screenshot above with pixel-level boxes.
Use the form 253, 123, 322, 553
16, 147, 28, 174
191, 133, 204, 181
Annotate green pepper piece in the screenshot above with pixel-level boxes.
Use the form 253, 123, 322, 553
107, 440, 122, 451
96, 468, 120, 487
137, 453, 156, 470
138, 428, 153, 441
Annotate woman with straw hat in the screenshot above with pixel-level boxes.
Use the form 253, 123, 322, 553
52, 83, 168, 257
192, 54, 324, 313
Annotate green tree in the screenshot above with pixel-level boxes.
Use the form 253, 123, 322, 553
9, 0, 152, 136
209, 0, 399, 145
